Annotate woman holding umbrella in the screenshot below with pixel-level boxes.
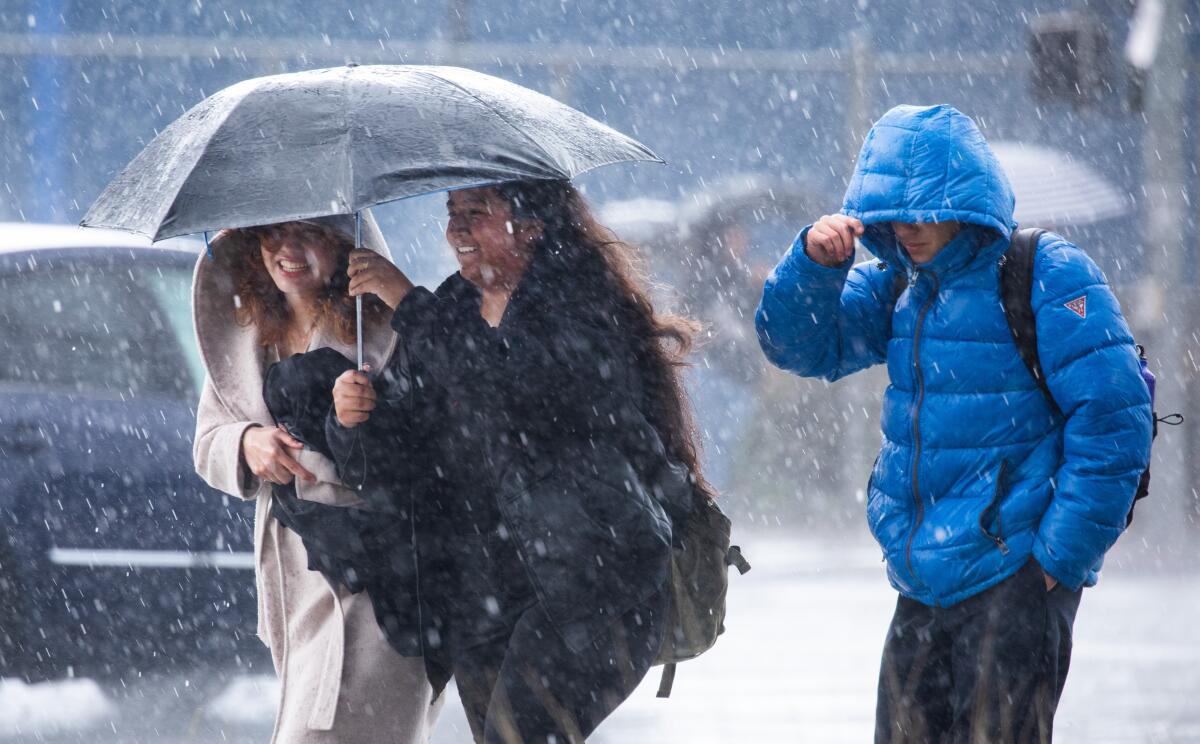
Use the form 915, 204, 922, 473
190, 215, 439, 743
326, 179, 709, 742
82, 63, 683, 740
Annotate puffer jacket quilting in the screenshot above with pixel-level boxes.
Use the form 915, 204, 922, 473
756, 104, 1152, 606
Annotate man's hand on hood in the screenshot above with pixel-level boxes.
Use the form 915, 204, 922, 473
805, 214, 864, 268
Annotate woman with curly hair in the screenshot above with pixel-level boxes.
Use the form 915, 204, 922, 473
323, 180, 711, 742
191, 214, 439, 743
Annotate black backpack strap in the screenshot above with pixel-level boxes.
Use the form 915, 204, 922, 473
879, 261, 908, 337
726, 545, 752, 575
889, 264, 907, 302
999, 228, 1061, 417
656, 662, 677, 698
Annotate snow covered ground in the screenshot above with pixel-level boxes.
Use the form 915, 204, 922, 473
0, 678, 115, 738
3, 532, 1197, 743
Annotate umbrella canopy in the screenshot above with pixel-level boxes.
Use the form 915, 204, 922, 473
82, 64, 661, 241
990, 141, 1132, 228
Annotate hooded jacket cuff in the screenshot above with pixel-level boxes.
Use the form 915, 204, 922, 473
1031, 537, 1087, 592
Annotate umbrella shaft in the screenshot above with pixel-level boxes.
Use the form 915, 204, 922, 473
355, 212, 364, 370
356, 295, 364, 370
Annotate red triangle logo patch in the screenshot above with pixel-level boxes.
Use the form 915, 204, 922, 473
1064, 295, 1087, 318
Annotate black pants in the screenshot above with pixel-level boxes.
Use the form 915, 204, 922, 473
875, 559, 1083, 744
453, 594, 665, 744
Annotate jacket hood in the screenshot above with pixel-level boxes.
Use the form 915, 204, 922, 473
191, 210, 394, 417
842, 104, 1016, 268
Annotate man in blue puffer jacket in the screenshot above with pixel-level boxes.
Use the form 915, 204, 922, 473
756, 104, 1152, 742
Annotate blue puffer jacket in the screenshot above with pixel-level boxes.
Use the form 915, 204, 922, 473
756, 104, 1153, 606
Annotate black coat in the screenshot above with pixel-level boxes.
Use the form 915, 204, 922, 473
326, 248, 677, 662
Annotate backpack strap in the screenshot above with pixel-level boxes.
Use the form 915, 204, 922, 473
999, 228, 1062, 417
889, 264, 907, 301
656, 662, 677, 698
726, 545, 752, 575
880, 261, 908, 337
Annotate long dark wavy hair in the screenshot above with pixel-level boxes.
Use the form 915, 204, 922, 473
223, 221, 389, 348
497, 179, 715, 500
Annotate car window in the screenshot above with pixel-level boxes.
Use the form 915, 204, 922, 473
0, 255, 199, 400
142, 264, 204, 398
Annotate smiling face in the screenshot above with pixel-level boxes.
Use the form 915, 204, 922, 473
256, 222, 342, 299
446, 187, 541, 290
891, 221, 961, 265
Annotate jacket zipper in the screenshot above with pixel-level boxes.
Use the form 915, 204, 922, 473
980, 460, 1011, 555
904, 270, 940, 592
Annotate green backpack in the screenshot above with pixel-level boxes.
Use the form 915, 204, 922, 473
644, 454, 751, 697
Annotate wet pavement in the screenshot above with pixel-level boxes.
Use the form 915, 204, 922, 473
3, 533, 1197, 743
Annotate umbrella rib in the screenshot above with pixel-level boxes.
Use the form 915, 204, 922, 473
154, 81, 274, 238
410, 68, 563, 177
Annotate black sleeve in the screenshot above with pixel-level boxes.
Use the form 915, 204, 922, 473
326, 290, 446, 508
324, 396, 402, 500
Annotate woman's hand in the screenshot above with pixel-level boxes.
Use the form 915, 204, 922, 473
333, 369, 377, 428
241, 425, 316, 485
347, 249, 414, 309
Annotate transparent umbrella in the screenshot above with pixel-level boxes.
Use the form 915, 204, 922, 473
990, 141, 1131, 228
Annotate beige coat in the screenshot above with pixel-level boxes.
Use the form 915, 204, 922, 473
191, 215, 439, 742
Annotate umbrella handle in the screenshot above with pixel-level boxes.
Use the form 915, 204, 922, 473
356, 295, 364, 370
355, 213, 364, 371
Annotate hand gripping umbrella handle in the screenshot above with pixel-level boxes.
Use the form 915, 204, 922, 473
355, 212, 364, 371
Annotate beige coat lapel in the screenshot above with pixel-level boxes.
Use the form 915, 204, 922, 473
192, 230, 274, 428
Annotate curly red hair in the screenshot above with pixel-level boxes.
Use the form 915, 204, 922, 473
222, 221, 389, 348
